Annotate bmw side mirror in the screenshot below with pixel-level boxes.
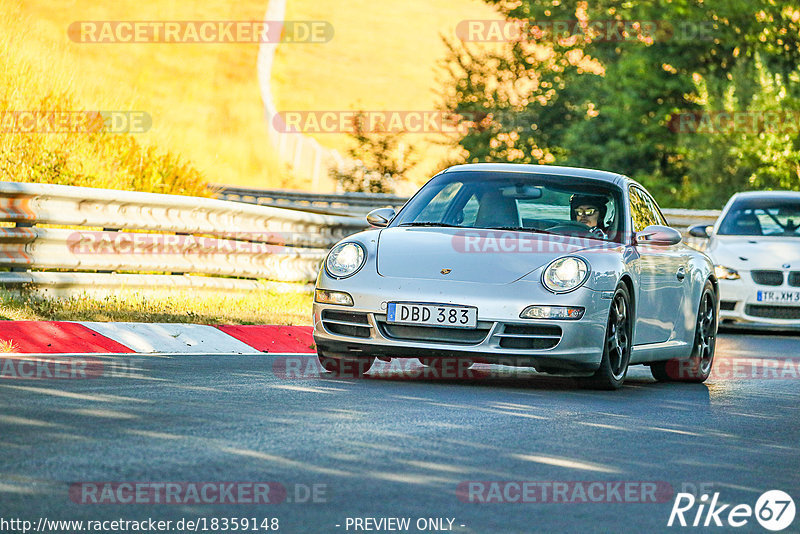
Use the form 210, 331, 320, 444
688, 224, 712, 238
366, 207, 396, 227
636, 225, 682, 246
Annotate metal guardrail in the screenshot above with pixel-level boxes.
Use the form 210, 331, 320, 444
213, 185, 408, 216
0, 182, 722, 297
0, 182, 366, 293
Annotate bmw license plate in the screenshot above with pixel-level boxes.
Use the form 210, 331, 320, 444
756, 290, 800, 303
387, 302, 477, 329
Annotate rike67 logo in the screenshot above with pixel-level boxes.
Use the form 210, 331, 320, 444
668, 490, 795, 531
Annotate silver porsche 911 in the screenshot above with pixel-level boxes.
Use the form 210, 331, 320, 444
312, 163, 719, 389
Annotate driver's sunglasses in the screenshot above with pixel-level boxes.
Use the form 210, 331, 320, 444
574, 208, 599, 217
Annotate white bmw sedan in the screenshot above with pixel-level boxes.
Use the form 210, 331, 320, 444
690, 191, 800, 326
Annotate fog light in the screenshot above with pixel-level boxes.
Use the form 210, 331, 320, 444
520, 305, 584, 320
315, 289, 354, 306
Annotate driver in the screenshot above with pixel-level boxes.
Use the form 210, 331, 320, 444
570, 194, 608, 237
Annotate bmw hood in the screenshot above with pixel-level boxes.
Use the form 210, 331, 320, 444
707, 236, 800, 271
375, 227, 611, 284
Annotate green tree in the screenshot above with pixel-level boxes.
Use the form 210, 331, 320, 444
330, 111, 417, 193
441, 0, 800, 207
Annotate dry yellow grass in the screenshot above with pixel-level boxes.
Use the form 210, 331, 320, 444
6, 0, 501, 193
272, 0, 501, 192
6, 0, 289, 190
0, 339, 20, 353
0, 288, 313, 325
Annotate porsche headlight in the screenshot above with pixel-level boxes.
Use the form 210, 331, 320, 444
325, 242, 366, 279
542, 256, 590, 293
714, 265, 740, 280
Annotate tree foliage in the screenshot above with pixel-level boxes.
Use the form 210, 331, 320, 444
441, 0, 800, 207
330, 111, 417, 194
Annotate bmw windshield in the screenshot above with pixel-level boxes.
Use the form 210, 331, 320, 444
718, 197, 800, 237
391, 171, 625, 243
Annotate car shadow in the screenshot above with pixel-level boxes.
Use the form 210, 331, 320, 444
718, 324, 800, 336
354, 361, 711, 399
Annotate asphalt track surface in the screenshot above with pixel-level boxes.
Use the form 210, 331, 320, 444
1, 329, 799, 534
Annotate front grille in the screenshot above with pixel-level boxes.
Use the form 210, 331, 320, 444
751, 270, 783, 286
789, 272, 800, 287
376, 319, 492, 345
719, 301, 737, 311
322, 310, 372, 338
745, 305, 800, 320
495, 323, 562, 350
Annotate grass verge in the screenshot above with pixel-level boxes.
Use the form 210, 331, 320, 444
0, 289, 313, 326
3, 0, 288, 192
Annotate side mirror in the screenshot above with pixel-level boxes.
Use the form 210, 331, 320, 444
366, 207, 396, 228
688, 224, 712, 238
636, 225, 682, 246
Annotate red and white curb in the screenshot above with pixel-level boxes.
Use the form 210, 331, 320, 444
0, 321, 315, 355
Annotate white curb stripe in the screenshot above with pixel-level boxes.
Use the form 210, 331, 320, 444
78, 322, 262, 354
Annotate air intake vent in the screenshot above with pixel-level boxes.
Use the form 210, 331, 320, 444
745, 305, 800, 320
495, 323, 562, 350
376, 320, 491, 344
751, 270, 783, 286
322, 310, 372, 338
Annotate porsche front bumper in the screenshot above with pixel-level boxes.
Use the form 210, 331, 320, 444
312, 276, 610, 374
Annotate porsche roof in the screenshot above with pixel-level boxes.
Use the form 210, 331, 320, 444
440, 163, 629, 185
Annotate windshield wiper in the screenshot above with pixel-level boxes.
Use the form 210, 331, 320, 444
398, 222, 462, 228
484, 226, 557, 235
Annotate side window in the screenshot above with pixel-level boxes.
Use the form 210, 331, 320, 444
460, 194, 479, 226
643, 191, 668, 226
629, 187, 666, 231
417, 182, 463, 222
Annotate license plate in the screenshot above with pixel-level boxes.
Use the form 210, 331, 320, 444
387, 302, 477, 329
756, 290, 800, 303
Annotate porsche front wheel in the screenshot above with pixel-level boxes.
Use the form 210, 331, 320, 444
583, 283, 633, 390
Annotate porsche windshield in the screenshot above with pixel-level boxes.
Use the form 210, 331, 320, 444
392, 171, 625, 242
718, 198, 800, 237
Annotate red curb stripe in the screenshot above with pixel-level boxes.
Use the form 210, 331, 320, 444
0, 321, 134, 353
214, 325, 315, 353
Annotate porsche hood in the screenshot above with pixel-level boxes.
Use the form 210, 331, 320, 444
375, 227, 613, 284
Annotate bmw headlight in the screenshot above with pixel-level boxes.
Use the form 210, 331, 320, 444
714, 265, 740, 280
325, 242, 366, 279
542, 256, 590, 293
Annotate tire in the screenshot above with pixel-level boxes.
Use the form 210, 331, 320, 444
317, 351, 375, 378
582, 283, 633, 390
651, 280, 717, 383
